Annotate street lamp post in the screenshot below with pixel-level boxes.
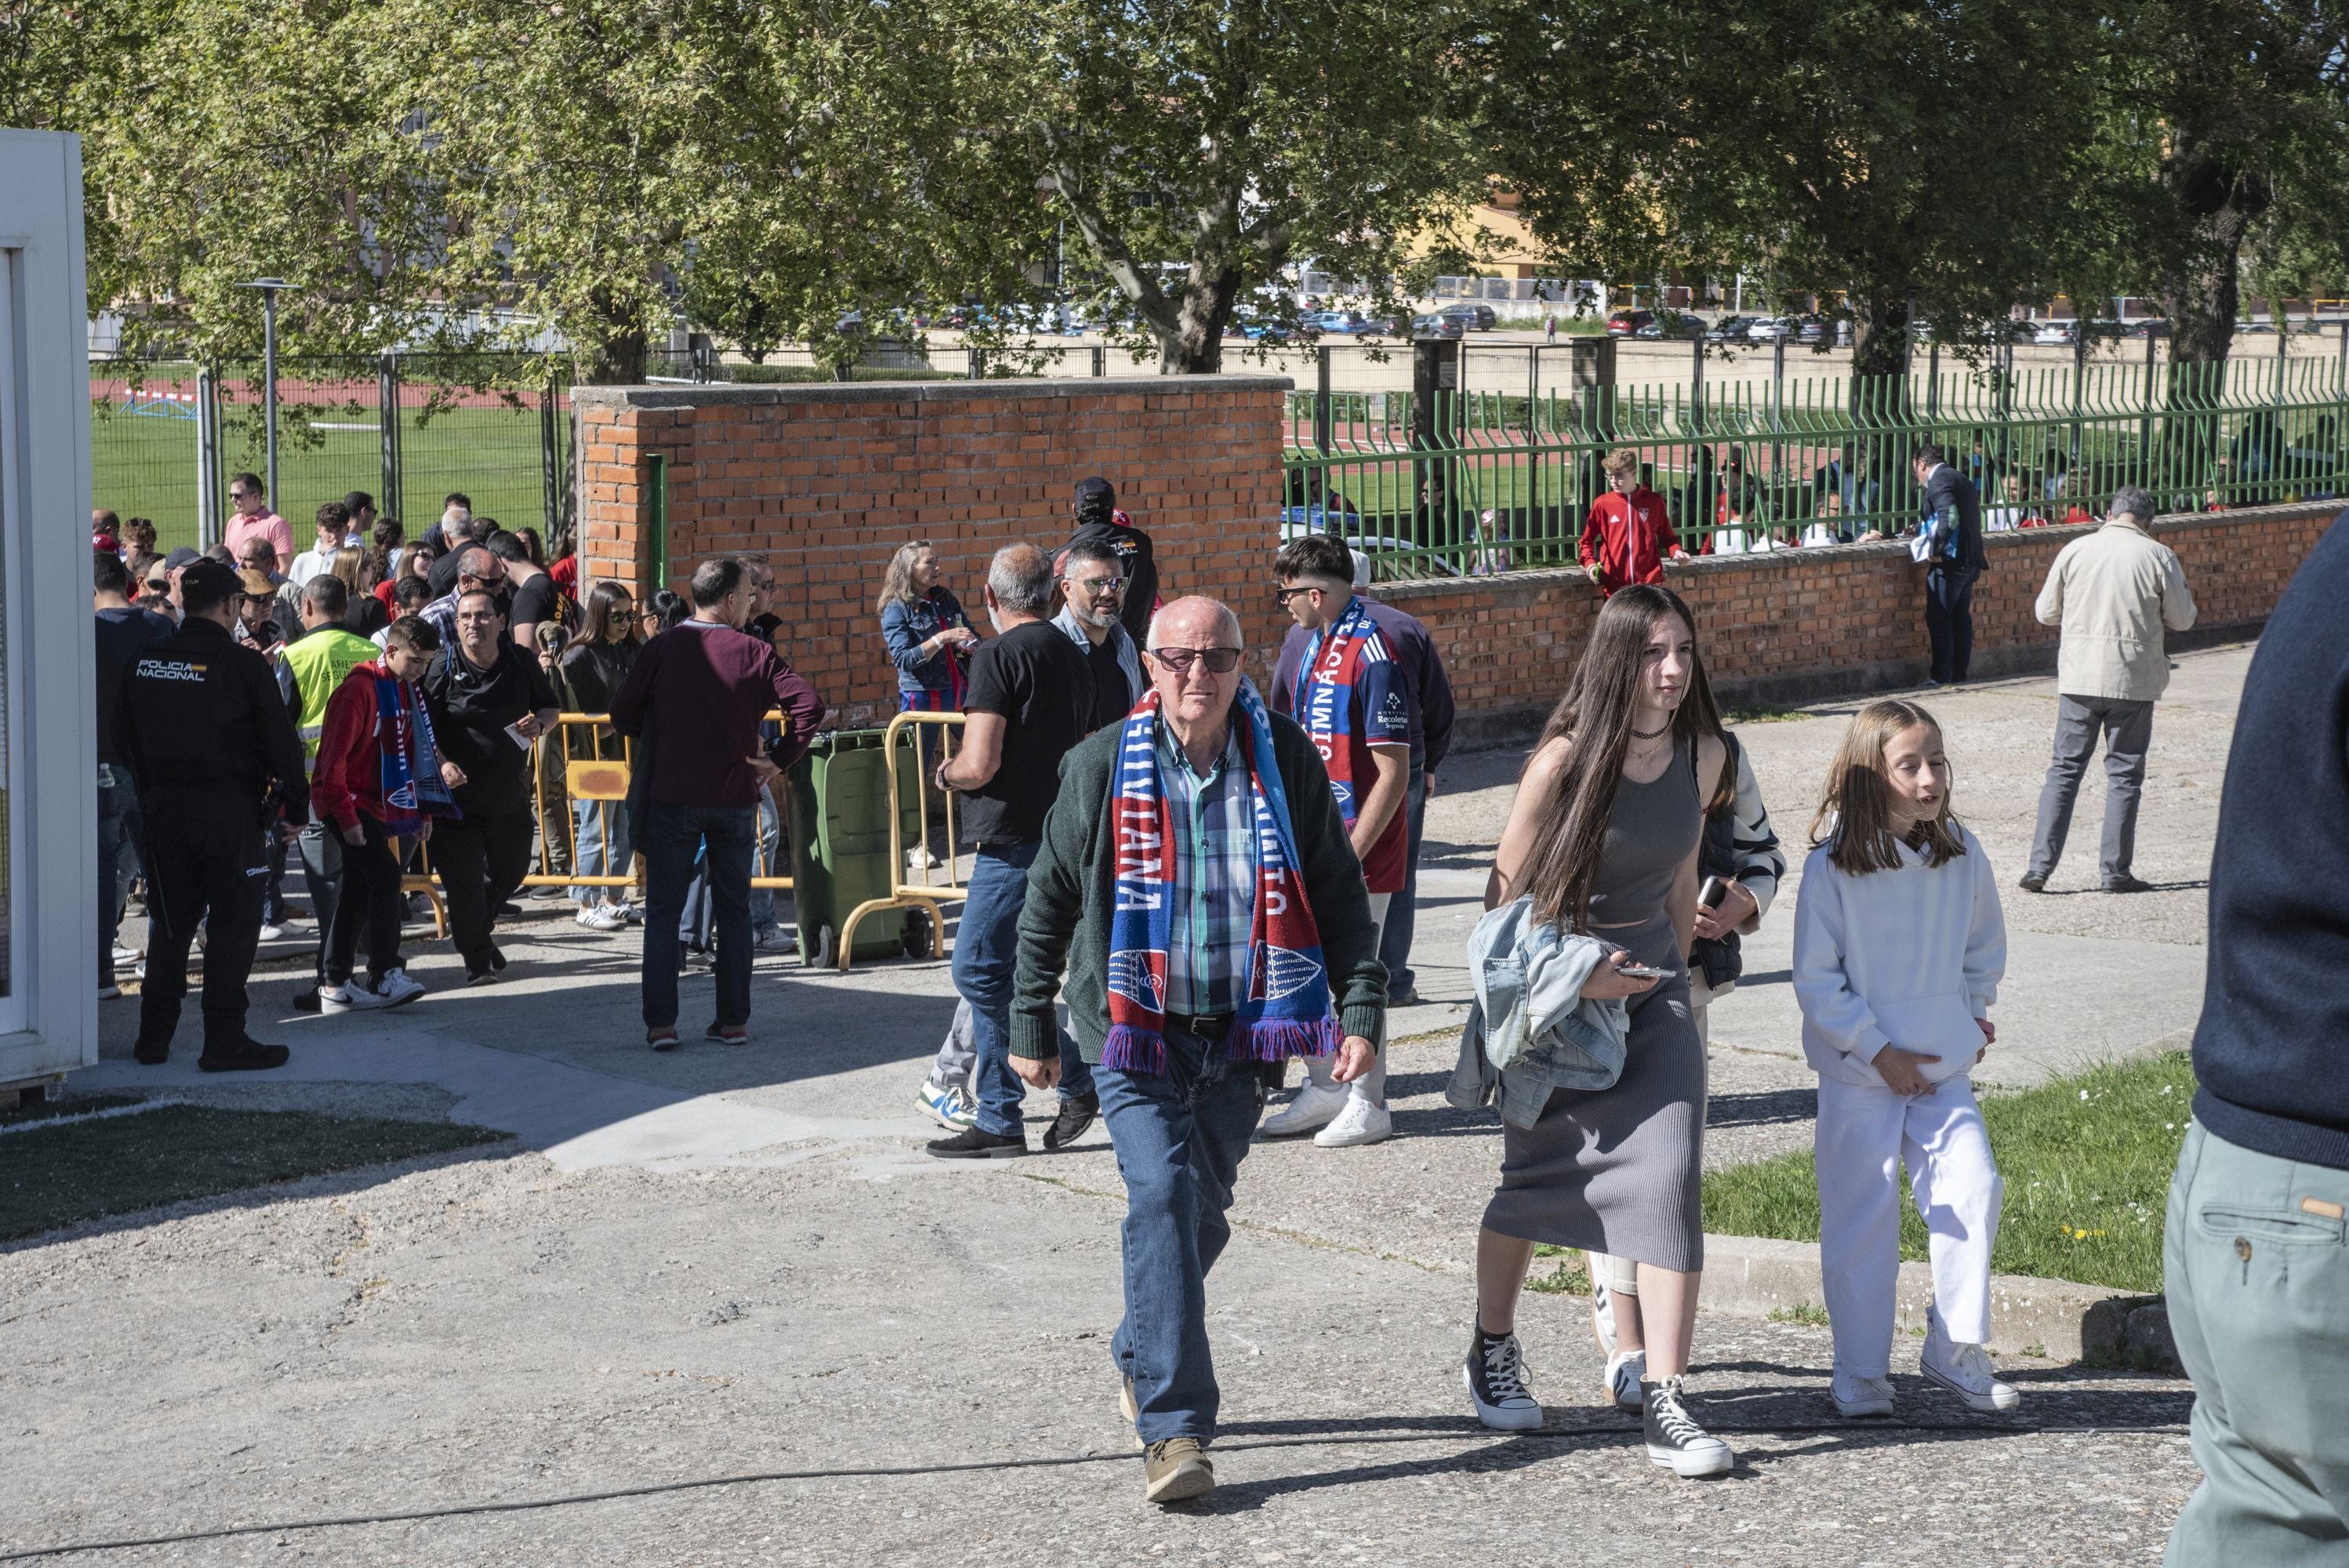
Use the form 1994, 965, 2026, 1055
236, 278, 296, 513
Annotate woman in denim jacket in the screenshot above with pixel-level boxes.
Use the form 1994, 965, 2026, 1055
877, 540, 978, 711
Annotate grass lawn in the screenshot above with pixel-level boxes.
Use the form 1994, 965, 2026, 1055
1702, 1051, 2195, 1294
1, 1103, 509, 1242
92, 381, 558, 554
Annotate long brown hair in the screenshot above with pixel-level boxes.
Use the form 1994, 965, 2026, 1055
1810, 699, 1967, 873
567, 579, 641, 652
1517, 584, 1729, 931
876, 539, 935, 613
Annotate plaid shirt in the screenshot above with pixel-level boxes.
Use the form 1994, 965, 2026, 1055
1158, 719, 1258, 1016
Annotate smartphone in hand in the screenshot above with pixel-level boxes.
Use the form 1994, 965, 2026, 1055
1698, 876, 1729, 909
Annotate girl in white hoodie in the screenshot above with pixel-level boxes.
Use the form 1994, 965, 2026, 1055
1791, 699, 2019, 1418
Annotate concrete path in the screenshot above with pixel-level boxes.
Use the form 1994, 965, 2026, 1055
6, 647, 2242, 1563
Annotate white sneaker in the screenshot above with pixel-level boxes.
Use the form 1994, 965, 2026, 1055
320, 981, 389, 1013
575, 904, 624, 931
98, 982, 122, 1000
1591, 1277, 1618, 1358
374, 969, 427, 1009
1463, 1330, 1544, 1432
1921, 1319, 2020, 1413
1259, 1078, 1350, 1138
750, 927, 788, 950
1830, 1370, 1895, 1418
913, 1076, 977, 1131
112, 943, 143, 968
1313, 1094, 1392, 1147
1603, 1348, 1646, 1411
610, 902, 641, 924
257, 924, 287, 943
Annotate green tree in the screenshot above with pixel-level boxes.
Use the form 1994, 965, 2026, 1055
979, 0, 1485, 372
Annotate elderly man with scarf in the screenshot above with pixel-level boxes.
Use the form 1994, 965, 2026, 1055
1012, 595, 1387, 1506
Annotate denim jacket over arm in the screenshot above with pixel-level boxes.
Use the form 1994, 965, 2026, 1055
1446, 896, 1632, 1129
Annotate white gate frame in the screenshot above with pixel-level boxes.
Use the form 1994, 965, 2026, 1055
0, 130, 99, 1087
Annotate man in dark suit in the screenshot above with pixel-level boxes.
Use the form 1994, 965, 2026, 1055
1911, 443, 1988, 686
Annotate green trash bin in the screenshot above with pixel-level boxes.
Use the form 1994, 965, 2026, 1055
785, 727, 932, 967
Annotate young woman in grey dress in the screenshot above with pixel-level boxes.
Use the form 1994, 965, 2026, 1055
1461, 583, 1737, 1477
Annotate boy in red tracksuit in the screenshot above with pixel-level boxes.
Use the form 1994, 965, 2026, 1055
1580, 448, 1684, 594
310, 614, 453, 1011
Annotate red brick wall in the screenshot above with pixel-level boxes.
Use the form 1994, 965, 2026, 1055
1377, 501, 2340, 740
575, 379, 2337, 739
574, 377, 1294, 728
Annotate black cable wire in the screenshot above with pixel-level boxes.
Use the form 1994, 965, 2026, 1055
0, 1419, 2187, 1561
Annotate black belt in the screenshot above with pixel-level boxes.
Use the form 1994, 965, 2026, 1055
1164, 1012, 1233, 1039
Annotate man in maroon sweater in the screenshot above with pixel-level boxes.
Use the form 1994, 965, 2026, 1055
612, 557, 826, 1047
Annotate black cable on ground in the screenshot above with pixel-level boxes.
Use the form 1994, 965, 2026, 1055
0, 1419, 2189, 1562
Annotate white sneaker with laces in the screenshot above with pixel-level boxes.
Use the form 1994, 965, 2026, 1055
320, 981, 389, 1013
1312, 1094, 1392, 1147
112, 944, 143, 968
1591, 1276, 1618, 1358
1258, 1078, 1350, 1138
1463, 1330, 1544, 1432
1831, 1370, 1895, 1418
1921, 1319, 2020, 1413
576, 904, 625, 931
913, 1076, 977, 1131
611, 902, 641, 924
374, 969, 427, 1009
1603, 1348, 1646, 1411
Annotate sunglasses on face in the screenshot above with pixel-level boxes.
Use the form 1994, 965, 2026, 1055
1272, 585, 1317, 606
144, 578, 167, 592
1149, 647, 1242, 674
1070, 575, 1123, 596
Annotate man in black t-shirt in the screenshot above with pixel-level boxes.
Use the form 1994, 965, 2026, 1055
492, 530, 568, 650
928, 543, 1098, 1160
419, 589, 560, 982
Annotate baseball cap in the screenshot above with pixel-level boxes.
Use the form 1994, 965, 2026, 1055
164, 546, 201, 571
1074, 476, 1116, 525
178, 557, 238, 604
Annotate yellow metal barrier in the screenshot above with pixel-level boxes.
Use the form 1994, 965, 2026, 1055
836, 710, 967, 971
400, 709, 795, 925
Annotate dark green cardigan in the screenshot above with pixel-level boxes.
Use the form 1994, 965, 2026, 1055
1011, 706, 1389, 1065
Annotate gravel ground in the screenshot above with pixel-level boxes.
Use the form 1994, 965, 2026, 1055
1, 1149, 2194, 1567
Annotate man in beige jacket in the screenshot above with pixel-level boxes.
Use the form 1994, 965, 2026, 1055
2023, 485, 2198, 894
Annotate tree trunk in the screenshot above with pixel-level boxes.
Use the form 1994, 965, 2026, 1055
1848, 295, 1912, 383
583, 329, 648, 386
2155, 148, 2268, 492
1157, 261, 1245, 373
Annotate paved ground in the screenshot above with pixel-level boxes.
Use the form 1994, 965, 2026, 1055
2, 647, 2242, 1563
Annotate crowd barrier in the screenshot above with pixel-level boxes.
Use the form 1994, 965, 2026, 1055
834, 710, 968, 971
400, 710, 795, 937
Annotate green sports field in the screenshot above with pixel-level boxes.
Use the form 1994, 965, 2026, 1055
91, 373, 562, 553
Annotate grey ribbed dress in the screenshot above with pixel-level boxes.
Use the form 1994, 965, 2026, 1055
1481, 733, 1707, 1271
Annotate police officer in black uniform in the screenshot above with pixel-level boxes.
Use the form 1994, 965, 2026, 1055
114, 557, 310, 1069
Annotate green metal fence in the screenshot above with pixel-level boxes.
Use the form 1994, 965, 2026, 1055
92, 354, 572, 555
1282, 350, 2349, 579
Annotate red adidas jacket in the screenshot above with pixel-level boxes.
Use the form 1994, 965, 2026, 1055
1579, 486, 1680, 595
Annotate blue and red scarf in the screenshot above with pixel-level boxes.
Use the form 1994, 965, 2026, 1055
1294, 594, 1388, 831
373, 674, 458, 835
1102, 681, 1342, 1075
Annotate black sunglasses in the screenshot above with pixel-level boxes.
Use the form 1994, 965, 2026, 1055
1149, 647, 1242, 674
1272, 585, 1319, 606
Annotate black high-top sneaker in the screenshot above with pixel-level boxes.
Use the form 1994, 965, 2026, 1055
1462, 1326, 1544, 1432
1642, 1374, 1733, 1477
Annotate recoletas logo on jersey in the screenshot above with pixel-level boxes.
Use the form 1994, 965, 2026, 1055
136, 658, 208, 683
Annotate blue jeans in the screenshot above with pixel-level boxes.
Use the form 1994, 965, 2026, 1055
1378, 762, 1428, 996
641, 801, 754, 1029
1096, 1025, 1268, 1444
569, 796, 635, 905
952, 841, 1092, 1135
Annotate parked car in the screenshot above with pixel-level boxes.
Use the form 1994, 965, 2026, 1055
1708, 314, 1764, 343
1607, 308, 1655, 337
1410, 312, 1467, 339
2031, 320, 2078, 346
1440, 303, 1498, 332
1633, 312, 1705, 341
1306, 310, 1358, 334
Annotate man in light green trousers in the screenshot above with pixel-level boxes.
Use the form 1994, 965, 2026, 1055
2159, 512, 2349, 1566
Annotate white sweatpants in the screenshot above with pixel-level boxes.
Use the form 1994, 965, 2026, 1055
1813, 1074, 2003, 1377
1302, 891, 1392, 1105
